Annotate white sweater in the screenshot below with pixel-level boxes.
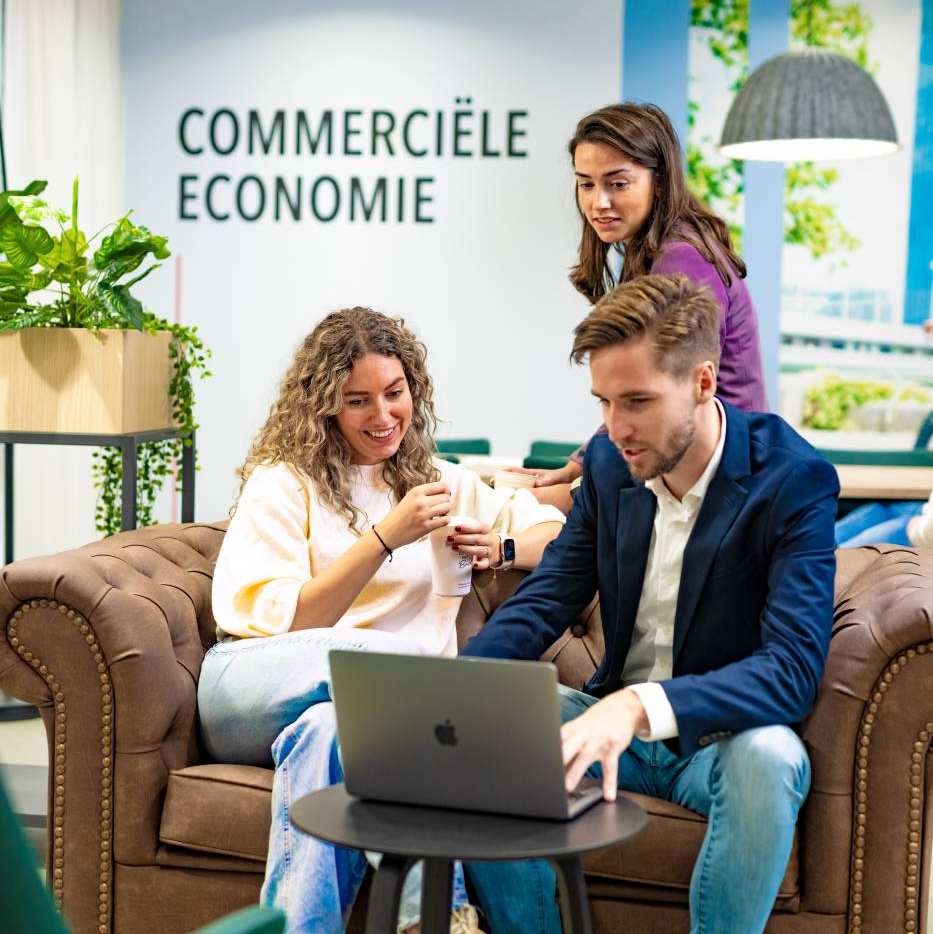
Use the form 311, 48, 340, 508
211, 458, 565, 656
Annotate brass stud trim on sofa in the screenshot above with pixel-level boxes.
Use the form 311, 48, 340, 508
848, 642, 933, 933
5, 600, 113, 934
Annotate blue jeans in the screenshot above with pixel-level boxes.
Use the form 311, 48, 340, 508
834, 500, 922, 548
470, 686, 811, 934
197, 629, 470, 934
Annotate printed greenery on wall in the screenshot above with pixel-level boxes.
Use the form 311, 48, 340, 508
687, 0, 870, 261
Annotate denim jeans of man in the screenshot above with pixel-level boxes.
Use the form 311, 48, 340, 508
468, 685, 811, 934
197, 629, 473, 934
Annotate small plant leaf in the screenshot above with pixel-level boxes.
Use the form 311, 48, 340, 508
38, 228, 90, 278
0, 180, 48, 229
94, 216, 171, 281
0, 222, 55, 269
7, 195, 68, 226
0, 303, 53, 329
0, 261, 32, 290
99, 282, 145, 329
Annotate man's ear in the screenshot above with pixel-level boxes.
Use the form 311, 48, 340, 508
695, 361, 717, 402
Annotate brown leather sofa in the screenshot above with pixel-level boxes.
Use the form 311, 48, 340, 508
1, 521, 931, 934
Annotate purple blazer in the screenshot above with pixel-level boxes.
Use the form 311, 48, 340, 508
570, 240, 767, 464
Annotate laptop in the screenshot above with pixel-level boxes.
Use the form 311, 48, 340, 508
328, 651, 604, 821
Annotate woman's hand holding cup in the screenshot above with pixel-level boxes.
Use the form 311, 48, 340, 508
447, 522, 500, 571
378, 481, 451, 549
428, 515, 486, 595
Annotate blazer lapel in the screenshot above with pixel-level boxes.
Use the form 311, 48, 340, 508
613, 485, 657, 680
672, 401, 751, 663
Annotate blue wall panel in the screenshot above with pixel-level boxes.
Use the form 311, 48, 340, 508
622, 0, 691, 146
743, 0, 789, 411
904, 0, 933, 326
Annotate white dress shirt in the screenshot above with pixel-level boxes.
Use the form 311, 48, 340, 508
626, 400, 727, 741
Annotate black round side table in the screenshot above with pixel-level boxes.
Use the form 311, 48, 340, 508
290, 783, 647, 934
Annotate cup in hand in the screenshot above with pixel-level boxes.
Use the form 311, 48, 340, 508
493, 469, 537, 492
429, 515, 481, 596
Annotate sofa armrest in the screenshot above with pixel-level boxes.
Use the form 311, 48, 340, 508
0, 521, 227, 934
800, 546, 933, 929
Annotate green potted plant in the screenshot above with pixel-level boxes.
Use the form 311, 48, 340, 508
0, 178, 211, 535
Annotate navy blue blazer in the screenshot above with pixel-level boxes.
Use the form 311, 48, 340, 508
463, 402, 840, 756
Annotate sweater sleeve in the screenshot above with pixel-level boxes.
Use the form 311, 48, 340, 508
441, 460, 565, 535
907, 493, 933, 549
211, 464, 312, 638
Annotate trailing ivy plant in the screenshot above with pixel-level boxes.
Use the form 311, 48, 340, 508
0, 178, 211, 536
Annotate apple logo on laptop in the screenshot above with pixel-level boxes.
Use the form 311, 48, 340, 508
434, 718, 458, 746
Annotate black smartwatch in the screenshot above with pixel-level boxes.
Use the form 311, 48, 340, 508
496, 536, 516, 571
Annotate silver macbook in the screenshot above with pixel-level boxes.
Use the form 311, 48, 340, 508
328, 651, 603, 821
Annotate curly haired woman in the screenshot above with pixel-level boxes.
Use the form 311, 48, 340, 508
197, 307, 564, 934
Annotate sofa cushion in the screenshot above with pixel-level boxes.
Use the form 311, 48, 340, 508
160, 764, 274, 861
161, 767, 798, 910
583, 793, 800, 908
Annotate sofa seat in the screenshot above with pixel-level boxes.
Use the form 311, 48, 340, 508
159, 766, 799, 911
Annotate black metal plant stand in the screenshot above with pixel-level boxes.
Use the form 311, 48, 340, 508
0, 428, 196, 721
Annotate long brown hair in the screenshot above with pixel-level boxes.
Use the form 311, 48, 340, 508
238, 307, 439, 533
568, 102, 746, 303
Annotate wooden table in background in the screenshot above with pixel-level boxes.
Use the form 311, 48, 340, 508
835, 465, 933, 501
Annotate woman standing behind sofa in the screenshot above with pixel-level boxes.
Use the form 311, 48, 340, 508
521, 102, 767, 508
197, 307, 564, 934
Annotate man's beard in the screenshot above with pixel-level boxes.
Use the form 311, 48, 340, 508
620, 414, 696, 483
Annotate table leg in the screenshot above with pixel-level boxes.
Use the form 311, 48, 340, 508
551, 856, 593, 934
4, 442, 13, 564
366, 854, 415, 934
120, 440, 137, 531
420, 858, 453, 934
181, 430, 195, 523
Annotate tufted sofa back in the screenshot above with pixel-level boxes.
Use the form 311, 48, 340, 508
3, 522, 933, 934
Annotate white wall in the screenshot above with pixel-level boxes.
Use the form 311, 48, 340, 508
1, 0, 123, 560
122, 0, 622, 522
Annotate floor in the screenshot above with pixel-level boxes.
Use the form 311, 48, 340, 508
2, 708, 933, 931
1, 706, 50, 865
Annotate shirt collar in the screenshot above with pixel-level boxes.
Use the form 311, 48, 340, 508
646, 398, 727, 508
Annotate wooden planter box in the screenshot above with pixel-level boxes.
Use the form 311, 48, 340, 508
0, 328, 175, 434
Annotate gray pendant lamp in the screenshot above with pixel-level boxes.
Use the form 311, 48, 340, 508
719, 49, 898, 161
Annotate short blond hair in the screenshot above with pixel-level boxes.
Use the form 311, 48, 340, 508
571, 273, 721, 380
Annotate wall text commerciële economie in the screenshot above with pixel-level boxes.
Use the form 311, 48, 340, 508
177, 101, 529, 225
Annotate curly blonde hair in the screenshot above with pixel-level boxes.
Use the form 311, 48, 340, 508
238, 306, 440, 532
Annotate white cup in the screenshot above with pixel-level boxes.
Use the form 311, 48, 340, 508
493, 469, 537, 492
429, 515, 481, 596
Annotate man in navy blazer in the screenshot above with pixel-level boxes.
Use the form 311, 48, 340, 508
463, 274, 839, 934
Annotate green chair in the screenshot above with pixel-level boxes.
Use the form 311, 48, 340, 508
435, 438, 492, 456
816, 448, 933, 468
522, 440, 581, 470
0, 774, 285, 934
